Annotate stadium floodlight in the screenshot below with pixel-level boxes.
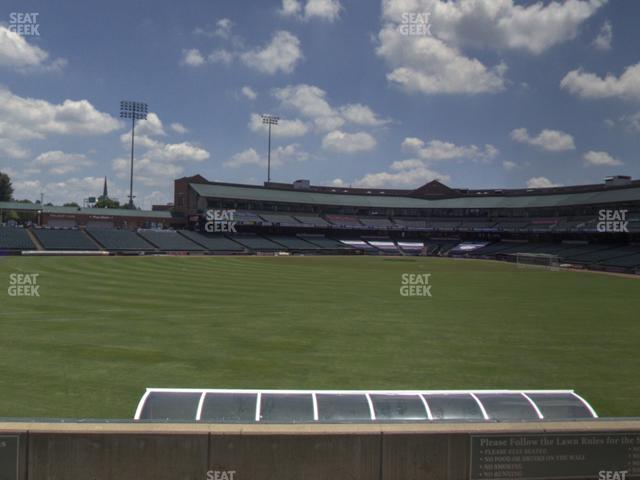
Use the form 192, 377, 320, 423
120, 100, 148, 209
261, 114, 279, 184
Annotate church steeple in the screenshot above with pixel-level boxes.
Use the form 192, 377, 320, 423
102, 176, 108, 200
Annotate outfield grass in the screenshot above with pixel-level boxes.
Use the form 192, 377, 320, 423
1, 255, 639, 419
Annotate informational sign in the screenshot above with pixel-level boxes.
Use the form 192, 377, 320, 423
0, 435, 19, 480
471, 433, 640, 479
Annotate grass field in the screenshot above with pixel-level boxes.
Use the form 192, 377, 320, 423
1, 255, 639, 419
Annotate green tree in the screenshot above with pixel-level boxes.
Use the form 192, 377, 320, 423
95, 198, 121, 209
63, 202, 80, 208
0, 171, 13, 201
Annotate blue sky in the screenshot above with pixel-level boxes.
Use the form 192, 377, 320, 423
1, 0, 639, 207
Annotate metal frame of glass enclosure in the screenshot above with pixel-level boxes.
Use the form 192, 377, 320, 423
134, 389, 598, 423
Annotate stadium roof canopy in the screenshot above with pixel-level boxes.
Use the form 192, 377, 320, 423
135, 389, 597, 423
0, 201, 172, 219
190, 182, 640, 210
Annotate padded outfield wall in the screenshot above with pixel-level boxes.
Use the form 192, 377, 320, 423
2, 420, 640, 479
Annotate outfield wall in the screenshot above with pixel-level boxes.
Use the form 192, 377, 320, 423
1, 420, 640, 479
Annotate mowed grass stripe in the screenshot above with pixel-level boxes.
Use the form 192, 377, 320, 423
0, 255, 638, 419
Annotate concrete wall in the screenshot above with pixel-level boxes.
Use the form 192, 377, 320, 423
0, 420, 639, 480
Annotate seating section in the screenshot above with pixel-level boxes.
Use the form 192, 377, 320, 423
267, 236, 320, 250
562, 245, 632, 264
393, 219, 427, 229
340, 239, 375, 250
138, 230, 204, 251
600, 254, 640, 268
367, 240, 399, 252
234, 211, 262, 225
299, 235, 351, 249
179, 231, 245, 251
87, 228, 155, 251
32, 229, 99, 251
0, 226, 36, 250
325, 215, 362, 227
259, 214, 300, 225
427, 220, 461, 230
426, 239, 460, 255
461, 220, 496, 231
397, 241, 424, 253
229, 235, 284, 251
359, 217, 394, 228
294, 215, 330, 226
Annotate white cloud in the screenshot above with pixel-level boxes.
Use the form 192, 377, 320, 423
377, 25, 506, 95
617, 111, 640, 132
273, 84, 388, 132
353, 161, 450, 188
240, 31, 302, 74
502, 160, 517, 170
583, 150, 622, 167
224, 144, 308, 168
280, 0, 302, 17
248, 113, 310, 138
0, 26, 66, 71
382, 0, 605, 55
114, 113, 210, 187
593, 20, 612, 51
401, 137, 498, 161
321, 130, 377, 153
0, 26, 47, 68
526, 176, 562, 188
136, 113, 166, 137
0, 87, 119, 162
241, 86, 258, 100
208, 49, 235, 64
377, 0, 603, 95
12, 176, 122, 205
304, 0, 342, 21
510, 128, 575, 151
170, 122, 188, 134
280, 0, 342, 21
181, 48, 205, 66
274, 83, 334, 118
0, 139, 29, 159
224, 148, 262, 168
214, 18, 234, 39
33, 151, 95, 175
339, 104, 390, 126
561, 63, 640, 100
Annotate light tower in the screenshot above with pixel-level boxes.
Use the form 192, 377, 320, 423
261, 114, 279, 184
120, 100, 148, 208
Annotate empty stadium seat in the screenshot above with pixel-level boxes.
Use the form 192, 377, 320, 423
294, 215, 330, 226
138, 230, 204, 251
359, 217, 394, 228
228, 234, 284, 251
87, 229, 155, 251
259, 214, 300, 225
266, 236, 320, 250
32, 229, 99, 250
179, 231, 245, 252
324, 215, 362, 227
299, 235, 351, 249
0, 226, 36, 250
